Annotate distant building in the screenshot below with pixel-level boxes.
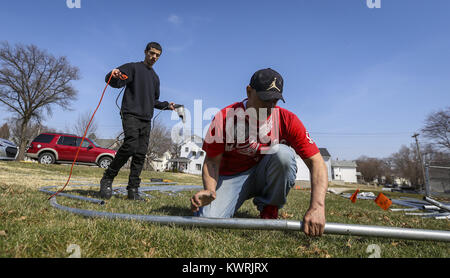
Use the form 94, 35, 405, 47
150, 151, 172, 172
331, 160, 358, 183
356, 172, 364, 183
169, 135, 205, 175
295, 148, 332, 182
94, 138, 121, 150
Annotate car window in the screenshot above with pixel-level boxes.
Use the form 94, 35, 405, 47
89, 139, 99, 147
0, 139, 16, 146
32, 134, 55, 143
57, 136, 78, 146
76, 138, 91, 148
82, 141, 90, 148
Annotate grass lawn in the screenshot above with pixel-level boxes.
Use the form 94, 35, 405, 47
0, 161, 449, 258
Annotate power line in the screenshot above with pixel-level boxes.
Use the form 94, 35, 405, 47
310, 132, 414, 137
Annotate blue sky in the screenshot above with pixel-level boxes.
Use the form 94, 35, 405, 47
1, 0, 449, 160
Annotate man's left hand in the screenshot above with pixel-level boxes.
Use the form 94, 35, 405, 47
168, 102, 175, 110
302, 206, 326, 237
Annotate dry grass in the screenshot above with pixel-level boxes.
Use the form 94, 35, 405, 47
0, 161, 449, 258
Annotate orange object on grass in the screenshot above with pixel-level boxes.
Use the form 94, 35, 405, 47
374, 193, 392, 210
350, 189, 360, 203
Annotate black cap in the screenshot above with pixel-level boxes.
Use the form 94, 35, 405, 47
249, 68, 285, 103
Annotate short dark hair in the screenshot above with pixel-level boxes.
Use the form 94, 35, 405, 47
145, 42, 162, 53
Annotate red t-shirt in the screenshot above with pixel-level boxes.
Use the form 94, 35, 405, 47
202, 100, 319, 176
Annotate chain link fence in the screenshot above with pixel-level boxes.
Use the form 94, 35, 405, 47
425, 165, 450, 197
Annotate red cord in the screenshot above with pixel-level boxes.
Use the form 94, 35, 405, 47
48, 72, 127, 200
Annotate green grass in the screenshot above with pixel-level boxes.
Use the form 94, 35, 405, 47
0, 161, 449, 258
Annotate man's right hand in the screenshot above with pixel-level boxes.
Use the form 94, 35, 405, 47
190, 190, 216, 212
111, 68, 122, 79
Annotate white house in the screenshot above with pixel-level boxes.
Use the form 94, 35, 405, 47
331, 160, 358, 183
295, 148, 332, 182
169, 136, 206, 175
150, 151, 172, 172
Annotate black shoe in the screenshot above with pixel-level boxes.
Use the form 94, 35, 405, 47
99, 178, 113, 199
127, 187, 145, 201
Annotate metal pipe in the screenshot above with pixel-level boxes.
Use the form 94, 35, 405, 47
424, 197, 450, 212
48, 196, 450, 242
390, 208, 419, 212
428, 165, 450, 170
422, 205, 441, 211
40, 186, 105, 205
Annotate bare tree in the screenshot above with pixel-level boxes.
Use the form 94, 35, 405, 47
0, 123, 10, 139
144, 119, 172, 170
9, 117, 58, 147
356, 156, 389, 183
72, 110, 99, 140
421, 107, 450, 152
422, 143, 450, 166
0, 42, 79, 160
389, 144, 423, 188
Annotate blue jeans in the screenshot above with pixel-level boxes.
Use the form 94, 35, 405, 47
196, 144, 298, 218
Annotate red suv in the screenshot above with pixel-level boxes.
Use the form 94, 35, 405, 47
26, 133, 116, 168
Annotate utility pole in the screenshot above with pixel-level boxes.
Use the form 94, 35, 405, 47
412, 133, 427, 192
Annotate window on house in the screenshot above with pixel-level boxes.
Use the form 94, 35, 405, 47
196, 164, 201, 171
192, 151, 197, 156
200, 151, 204, 156
185, 147, 189, 152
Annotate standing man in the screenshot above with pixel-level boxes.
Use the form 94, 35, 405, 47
190, 68, 328, 236
99, 42, 175, 200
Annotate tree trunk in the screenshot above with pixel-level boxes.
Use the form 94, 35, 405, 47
16, 118, 30, 161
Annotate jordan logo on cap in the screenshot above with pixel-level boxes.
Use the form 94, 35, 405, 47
267, 78, 281, 92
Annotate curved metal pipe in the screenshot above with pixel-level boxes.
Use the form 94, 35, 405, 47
40, 186, 105, 205
47, 195, 450, 242
40, 183, 450, 242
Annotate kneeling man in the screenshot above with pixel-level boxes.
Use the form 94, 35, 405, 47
191, 68, 328, 237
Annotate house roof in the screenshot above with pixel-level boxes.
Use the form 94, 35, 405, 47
169, 157, 191, 163
319, 148, 331, 157
331, 160, 357, 168
182, 135, 203, 148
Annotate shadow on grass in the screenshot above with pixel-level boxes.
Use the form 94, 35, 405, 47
63, 190, 261, 219
150, 206, 257, 218
151, 206, 195, 216
69, 189, 125, 200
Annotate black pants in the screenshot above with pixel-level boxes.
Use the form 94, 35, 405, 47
104, 114, 151, 189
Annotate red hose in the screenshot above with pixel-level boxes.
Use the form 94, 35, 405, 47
48, 72, 127, 199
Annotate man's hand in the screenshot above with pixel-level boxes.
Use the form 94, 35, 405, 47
191, 190, 216, 212
168, 102, 175, 110
302, 206, 326, 237
302, 153, 328, 237
111, 68, 123, 79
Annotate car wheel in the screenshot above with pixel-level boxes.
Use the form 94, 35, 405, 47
98, 156, 112, 168
38, 152, 56, 165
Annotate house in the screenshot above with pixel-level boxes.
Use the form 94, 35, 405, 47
331, 160, 358, 183
169, 135, 206, 175
150, 151, 172, 172
356, 172, 364, 183
295, 148, 332, 182
94, 138, 121, 150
